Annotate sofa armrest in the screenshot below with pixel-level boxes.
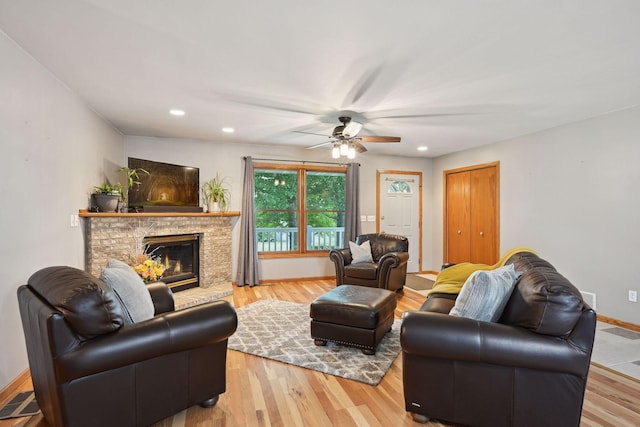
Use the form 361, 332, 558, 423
379, 251, 409, 268
329, 248, 352, 286
401, 311, 591, 377
146, 281, 175, 315
56, 300, 237, 382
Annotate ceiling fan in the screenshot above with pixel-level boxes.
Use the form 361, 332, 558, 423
305, 116, 401, 159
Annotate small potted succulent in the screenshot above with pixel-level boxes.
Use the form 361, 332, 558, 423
92, 182, 124, 212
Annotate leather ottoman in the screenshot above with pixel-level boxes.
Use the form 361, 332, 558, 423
310, 285, 397, 355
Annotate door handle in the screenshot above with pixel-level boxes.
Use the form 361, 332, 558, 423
457, 230, 461, 235
480, 231, 484, 236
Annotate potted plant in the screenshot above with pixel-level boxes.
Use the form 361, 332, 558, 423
118, 166, 150, 190
92, 182, 124, 212
117, 166, 149, 212
202, 173, 231, 212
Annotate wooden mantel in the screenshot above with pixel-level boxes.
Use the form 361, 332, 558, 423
79, 209, 240, 218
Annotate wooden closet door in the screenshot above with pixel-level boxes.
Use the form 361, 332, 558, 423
444, 162, 499, 265
470, 167, 498, 264
446, 171, 471, 264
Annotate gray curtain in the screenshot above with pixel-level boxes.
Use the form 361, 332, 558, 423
236, 156, 260, 286
344, 162, 361, 245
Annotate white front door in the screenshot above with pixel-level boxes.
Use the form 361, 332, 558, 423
378, 172, 421, 273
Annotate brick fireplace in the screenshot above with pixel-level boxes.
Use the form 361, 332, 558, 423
80, 211, 239, 292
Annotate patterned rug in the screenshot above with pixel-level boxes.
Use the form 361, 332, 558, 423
228, 299, 402, 386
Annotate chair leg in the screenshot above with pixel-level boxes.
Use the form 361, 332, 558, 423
200, 395, 219, 408
314, 339, 327, 346
362, 348, 375, 355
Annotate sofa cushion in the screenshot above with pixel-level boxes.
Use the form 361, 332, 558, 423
499, 265, 584, 337
28, 266, 124, 340
101, 261, 155, 325
449, 264, 518, 322
345, 262, 378, 280
349, 240, 373, 263
106, 258, 133, 270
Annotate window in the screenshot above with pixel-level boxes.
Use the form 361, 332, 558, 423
254, 163, 346, 256
388, 180, 412, 194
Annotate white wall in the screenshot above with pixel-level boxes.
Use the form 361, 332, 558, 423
431, 106, 640, 325
124, 136, 433, 280
0, 31, 123, 390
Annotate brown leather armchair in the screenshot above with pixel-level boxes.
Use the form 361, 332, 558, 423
329, 233, 409, 291
17, 266, 237, 427
401, 252, 596, 427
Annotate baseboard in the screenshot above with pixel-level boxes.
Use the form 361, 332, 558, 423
597, 315, 640, 332
259, 276, 335, 284
0, 369, 30, 405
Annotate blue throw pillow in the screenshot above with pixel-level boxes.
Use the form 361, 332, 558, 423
101, 260, 154, 325
449, 264, 518, 322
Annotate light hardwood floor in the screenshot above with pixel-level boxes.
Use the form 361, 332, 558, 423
2, 280, 639, 426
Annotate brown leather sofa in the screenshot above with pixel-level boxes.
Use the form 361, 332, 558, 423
401, 251, 596, 427
17, 266, 237, 427
329, 233, 409, 291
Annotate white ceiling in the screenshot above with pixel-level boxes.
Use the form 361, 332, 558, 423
1, 1, 639, 158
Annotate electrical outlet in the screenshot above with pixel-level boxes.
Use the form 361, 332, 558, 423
70, 214, 80, 228
629, 290, 638, 303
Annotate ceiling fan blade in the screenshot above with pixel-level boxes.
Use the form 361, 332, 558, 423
343, 65, 384, 106
306, 141, 334, 150
342, 120, 363, 138
213, 91, 322, 116
294, 130, 331, 137
358, 136, 401, 143
351, 140, 368, 153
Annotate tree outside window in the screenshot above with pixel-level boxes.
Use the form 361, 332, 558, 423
254, 164, 346, 255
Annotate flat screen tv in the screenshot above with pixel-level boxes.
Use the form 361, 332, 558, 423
127, 158, 200, 211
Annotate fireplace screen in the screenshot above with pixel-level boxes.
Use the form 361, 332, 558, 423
143, 234, 199, 292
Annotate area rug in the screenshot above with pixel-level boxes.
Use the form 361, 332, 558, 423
0, 391, 40, 420
405, 274, 435, 291
228, 299, 401, 386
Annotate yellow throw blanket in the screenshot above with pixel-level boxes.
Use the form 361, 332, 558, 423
426, 247, 537, 297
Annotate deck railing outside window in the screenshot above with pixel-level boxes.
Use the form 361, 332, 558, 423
257, 226, 344, 252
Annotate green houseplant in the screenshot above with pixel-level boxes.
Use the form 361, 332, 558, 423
202, 174, 231, 212
118, 166, 150, 190
117, 166, 150, 212
92, 182, 124, 212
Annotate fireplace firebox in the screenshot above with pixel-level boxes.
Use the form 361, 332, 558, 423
144, 234, 200, 292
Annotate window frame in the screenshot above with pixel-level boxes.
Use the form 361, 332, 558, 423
254, 162, 347, 258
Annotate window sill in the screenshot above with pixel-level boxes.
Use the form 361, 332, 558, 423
258, 251, 331, 259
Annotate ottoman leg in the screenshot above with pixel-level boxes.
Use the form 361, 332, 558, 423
314, 339, 327, 346
362, 348, 375, 356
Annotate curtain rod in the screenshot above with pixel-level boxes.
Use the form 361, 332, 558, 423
244, 157, 360, 167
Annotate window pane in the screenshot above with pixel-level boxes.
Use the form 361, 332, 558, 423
306, 212, 345, 250
306, 171, 345, 250
306, 172, 345, 210
256, 211, 299, 252
254, 170, 298, 210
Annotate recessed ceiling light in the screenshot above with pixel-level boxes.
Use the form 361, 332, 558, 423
417, 146, 428, 152
169, 109, 185, 116
222, 127, 235, 133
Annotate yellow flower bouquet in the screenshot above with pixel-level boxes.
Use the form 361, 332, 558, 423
131, 252, 166, 283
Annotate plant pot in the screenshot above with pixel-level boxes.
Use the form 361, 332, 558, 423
208, 201, 220, 212
94, 194, 120, 212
